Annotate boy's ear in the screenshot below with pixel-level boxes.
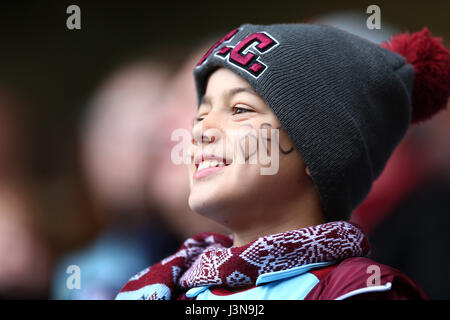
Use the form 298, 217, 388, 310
305, 167, 312, 177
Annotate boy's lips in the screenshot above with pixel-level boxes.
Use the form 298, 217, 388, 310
193, 165, 227, 180
193, 153, 232, 180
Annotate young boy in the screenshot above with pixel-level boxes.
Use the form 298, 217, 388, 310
116, 23, 450, 300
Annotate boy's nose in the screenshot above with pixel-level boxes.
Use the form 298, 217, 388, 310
200, 131, 216, 144
191, 113, 223, 145
192, 126, 221, 145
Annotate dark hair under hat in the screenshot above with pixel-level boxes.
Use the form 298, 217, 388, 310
193, 23, 450, 222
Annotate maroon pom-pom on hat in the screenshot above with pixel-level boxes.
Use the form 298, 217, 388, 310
381, 28, 450, 124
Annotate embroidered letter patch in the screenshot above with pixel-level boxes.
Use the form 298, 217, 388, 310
197, 29, 279, 78
216, 32, 279, 78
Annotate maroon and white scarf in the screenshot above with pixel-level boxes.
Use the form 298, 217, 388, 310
116, 221, 370, 300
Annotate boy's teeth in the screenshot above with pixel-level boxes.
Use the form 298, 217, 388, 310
197, 159, 226, 171
197, 162, 207, 171
210, 160, 219, 167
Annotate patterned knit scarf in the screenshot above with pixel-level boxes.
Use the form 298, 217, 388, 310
116, 221, 370, 300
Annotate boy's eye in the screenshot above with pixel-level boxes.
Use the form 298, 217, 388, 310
194, 115, 206, 123
232, 104, 254, 115
194, 104, 254, 124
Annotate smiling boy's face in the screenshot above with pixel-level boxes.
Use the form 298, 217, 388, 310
188, 68, 311, 231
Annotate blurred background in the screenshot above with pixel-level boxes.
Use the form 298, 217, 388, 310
0, 0, 448, 299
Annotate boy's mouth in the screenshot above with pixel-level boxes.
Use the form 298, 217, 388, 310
193, 154, 232, 179
196, 159, 227, 171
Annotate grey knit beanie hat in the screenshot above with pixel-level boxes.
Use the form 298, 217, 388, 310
193, 23, 450, 222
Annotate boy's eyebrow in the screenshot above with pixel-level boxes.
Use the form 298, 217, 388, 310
227, 87, 258, 98
200, 87, 258, 106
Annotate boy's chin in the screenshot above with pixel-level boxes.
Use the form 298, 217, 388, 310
188, 191, 236, 225
188, 191, 219, 216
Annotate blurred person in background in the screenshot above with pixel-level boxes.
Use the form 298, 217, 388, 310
51, 59, 181, 299
0, 88, 53, 299
52, 43, 227, 299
